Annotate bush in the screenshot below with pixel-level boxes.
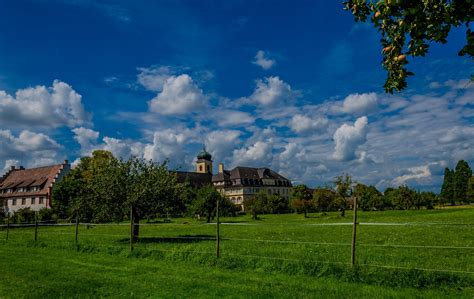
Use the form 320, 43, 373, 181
38, 208, 57, 222
11, 208, 36, 224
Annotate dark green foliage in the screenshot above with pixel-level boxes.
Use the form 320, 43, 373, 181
190, 185, 234, 222
11, 208, 36, 223
393, 185, 416, 210
244, 191, 270, 219
453, 160, 472, 203
37, 208, 56, 222
344, 0, 474, 93
440, 168, 455, 205
354, 184, 384, 211
467, 176, 474, 203
334, 174, 353, 216
312, 188, 337, 212
440, 161, 473, 205
266, 194, 289, 214
290, 185, 313, 217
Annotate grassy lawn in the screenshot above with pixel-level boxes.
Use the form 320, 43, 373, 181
1, 207, 474, 297
0, 244, 473, 298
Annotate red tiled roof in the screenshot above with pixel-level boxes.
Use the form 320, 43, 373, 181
0, 164, 63, 198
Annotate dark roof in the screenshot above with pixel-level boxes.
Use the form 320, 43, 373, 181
212, 166, 292, 187
0, 164, 66, 198
211, 170, 230, 182
174, 171, 212, 188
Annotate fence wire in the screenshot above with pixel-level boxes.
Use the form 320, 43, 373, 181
1, 220, 474, 276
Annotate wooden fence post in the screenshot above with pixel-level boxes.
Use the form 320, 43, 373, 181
34, 211, 38, 242
216, 198, 220, 258
351, 196, 358, 266
75, 213, 79, 247
6, 214, 9, 241
130, 205, 133, 253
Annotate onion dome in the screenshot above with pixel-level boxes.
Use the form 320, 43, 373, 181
197, 147, 212, 160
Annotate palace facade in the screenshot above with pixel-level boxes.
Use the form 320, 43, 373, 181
177, 148, 292, 210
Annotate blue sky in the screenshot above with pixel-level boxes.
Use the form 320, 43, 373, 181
0, 0, 472, 191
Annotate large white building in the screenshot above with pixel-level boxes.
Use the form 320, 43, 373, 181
0, 161, 70, 214
176, 148, 292, 210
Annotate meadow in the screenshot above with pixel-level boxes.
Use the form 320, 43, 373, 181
1, 207, 474, 298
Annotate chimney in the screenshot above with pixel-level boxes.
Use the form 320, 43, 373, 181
218, 163, 224, 174
64, 159, 69, 165
19, 166, 25, 170
10, 166, 15, 170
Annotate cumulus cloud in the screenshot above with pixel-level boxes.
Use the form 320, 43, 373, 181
102, 137, 145, 159
332, 116, 368, 161
0, 130, 62, 171
205, 130, 242, 163
392, 165, 431, 186
252, 50, 275, 70
289, 114, 328, 134
148, 74, 207, 115
72, 127, 100, 153
248, 76, 294, 106
333, 92, 378, 115
0, 80, 91, 129
232, 141, 272, 167
143, 129, 192, 164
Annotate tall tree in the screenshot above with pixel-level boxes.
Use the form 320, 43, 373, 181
440, 168, 455, 205
190, 185, 226, 223
453, 160, 473, 204
467, 176, 474, 204
52, 150, 118, 221
334, 174, 353, 217
244, 191, 269, 220
312, 188, 338, 213
290, 185, 313, 217
344, 1, 474, 93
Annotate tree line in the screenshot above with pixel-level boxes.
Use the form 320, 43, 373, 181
440, 160, 473, 205
1, 152, 472, 231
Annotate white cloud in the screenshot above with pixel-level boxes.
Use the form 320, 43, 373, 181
232, 141, 272, 167
137, 66, 175, 92
332, 116, 368, 161
102, 137, 145, 159
72, 127, 99, 153
0, 80, 91, 129
148, 74, 207, 115
143, 129, 191, 164
289, 114, 328, 134
333, 92, 378, 115
205, 130, 242, 163
252, 50, 275, 70
439, 126, 474, 144
392, 165, 431, 186
2, 159, 19, 173
0, 130, 62, 171
214, 110, 255, 126
249, 76, 294, 106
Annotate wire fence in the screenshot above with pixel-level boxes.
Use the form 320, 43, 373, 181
1, 219, 474, 276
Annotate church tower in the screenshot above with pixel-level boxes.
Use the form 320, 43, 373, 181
196, 147, 213, 174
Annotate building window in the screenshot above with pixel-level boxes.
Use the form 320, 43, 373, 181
31, 198, 36, 205
39, 197, 44, 204
12, 199, 16, 206
22, 198, 26, 205
199, 165, 203, 171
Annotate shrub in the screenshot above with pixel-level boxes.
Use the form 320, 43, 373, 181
12, 207, 36, 224
38, 208, 57, 222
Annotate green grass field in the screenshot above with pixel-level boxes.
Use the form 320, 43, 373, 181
1, 207, 474, 298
